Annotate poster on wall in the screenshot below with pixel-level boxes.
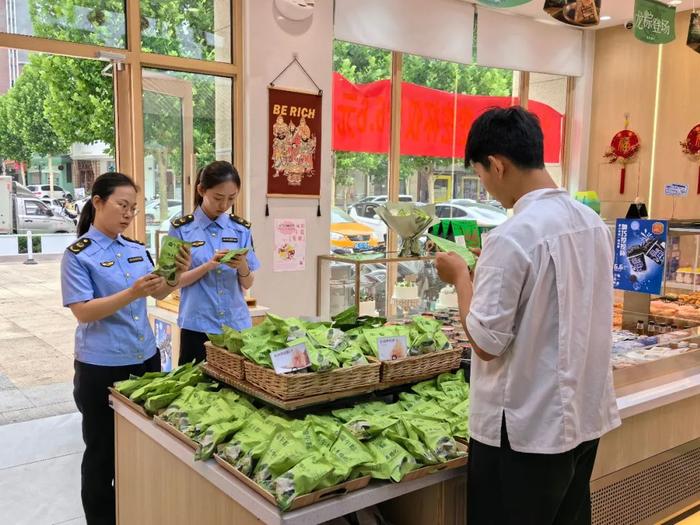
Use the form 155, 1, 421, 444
543, 0, 601, 27
613, 219, 668, 295
267, 87, 322, 198
274, 218, 306, 272
154, 319, 173, 372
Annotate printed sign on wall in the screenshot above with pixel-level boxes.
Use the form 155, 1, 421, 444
613, 219, 668, 295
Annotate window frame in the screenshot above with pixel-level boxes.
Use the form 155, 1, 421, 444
0, 0, 244, 241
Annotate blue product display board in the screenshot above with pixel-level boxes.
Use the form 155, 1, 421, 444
613, 219, 668, 295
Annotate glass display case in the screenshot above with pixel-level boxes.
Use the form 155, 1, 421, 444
608, 223, 700, 391
317, 253, 461, 319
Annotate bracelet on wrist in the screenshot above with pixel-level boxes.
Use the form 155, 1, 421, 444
238, 270, 251, 278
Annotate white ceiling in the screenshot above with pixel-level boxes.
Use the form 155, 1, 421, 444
464, 1, 695, 29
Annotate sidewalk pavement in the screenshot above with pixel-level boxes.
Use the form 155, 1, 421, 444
0, 256, 77, 425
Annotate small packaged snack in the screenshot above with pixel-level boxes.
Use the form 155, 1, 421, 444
274, 454, 334, 510
153, 235, 192, 282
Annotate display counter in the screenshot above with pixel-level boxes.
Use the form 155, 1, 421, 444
111, 359, 700, 525
111, 394, 466, 525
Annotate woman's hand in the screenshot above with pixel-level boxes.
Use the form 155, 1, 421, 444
205, 250, 228, 271
130, 274, 166, 299
225, 254, 250, 274
174, 245, 191, 278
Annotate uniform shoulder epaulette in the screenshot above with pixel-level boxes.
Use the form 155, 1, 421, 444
67, 238, 92, 254
230, 214, 251, 229
171, 214, 194, 228
121, 235, 144, 246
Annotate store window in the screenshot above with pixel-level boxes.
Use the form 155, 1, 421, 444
1, 0, 126, 48
141, 0, 232, 62
399, 54, 514, 232
0, 50, 115, 198
527, 73, 568, 186
331, 40, 391, 241
142, 68, 233, 249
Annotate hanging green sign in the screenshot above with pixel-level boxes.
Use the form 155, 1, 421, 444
634, 0, 676, 45
477, 0, 532, 7
688, 12, 700, 54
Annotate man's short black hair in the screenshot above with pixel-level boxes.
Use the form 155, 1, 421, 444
465, 106, 545, 170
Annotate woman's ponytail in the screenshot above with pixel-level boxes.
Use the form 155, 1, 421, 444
194, 167, 205, 208
77, 199, 95, 237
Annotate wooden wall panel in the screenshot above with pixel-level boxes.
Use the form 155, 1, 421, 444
587, 11, 700, 220
652, 11, 700, 219
587, 24, 658, 219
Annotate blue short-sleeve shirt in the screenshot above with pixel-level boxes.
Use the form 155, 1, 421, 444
169, 207, 261, 334
60, 225, 157, 366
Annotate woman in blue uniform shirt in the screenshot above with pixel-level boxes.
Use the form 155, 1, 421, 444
61, 172, 190, 525
169, 160, 260, 364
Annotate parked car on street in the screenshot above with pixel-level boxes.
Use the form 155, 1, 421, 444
26, 184, 73, 201
436, 201, 507, 227
145, 199, 182, 225
331, 207, 381, 253
11, 195, 77, 234
13, 181, 34, 197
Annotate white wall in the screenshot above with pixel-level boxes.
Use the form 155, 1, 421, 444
244, 0, 333, 317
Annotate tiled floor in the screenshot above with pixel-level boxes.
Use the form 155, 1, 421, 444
0, 257, 78, 425
0, 412, 85, 525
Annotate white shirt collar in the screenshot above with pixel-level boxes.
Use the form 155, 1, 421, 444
513, 188, 567, 215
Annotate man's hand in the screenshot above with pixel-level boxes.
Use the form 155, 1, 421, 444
435, 252, 471, 287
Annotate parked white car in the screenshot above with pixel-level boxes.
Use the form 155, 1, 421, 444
145, 199, 182, 225
435, 201, 507, 227
12, 196, 77, 234
26, 184, 72, 201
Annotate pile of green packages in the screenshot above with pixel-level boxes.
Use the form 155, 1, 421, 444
114, 362, 206, 414
345, 315, 451, 359
208, 310, 452, 372
219, 370, 468, 510
207, 312, 378, 371
159, 386, 258, 461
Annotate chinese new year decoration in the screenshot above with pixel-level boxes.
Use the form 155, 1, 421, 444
680, 124, 700, 195
604, 117, 640, 195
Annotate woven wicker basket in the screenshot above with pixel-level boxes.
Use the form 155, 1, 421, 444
243, 359, 381, 401
204, 341, 245, 380
380, 348, 462, 385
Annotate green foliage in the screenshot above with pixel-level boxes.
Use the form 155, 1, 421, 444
3, 63, 68, 158
0, 0, 221, 177
18, 235, 43, 254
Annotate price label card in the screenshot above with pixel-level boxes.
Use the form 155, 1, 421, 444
665, 183, 689, 197
270, 343, 310, 374
377, 336, 408, 361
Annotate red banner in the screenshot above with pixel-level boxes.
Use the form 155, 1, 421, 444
332, 72, 563, 164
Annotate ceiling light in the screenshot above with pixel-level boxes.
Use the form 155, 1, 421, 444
600, 15, 612, 21
668, 0, 682, 5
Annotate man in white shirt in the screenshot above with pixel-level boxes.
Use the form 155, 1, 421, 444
436, 107, 620, 525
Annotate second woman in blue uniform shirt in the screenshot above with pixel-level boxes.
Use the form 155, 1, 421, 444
169, 160, 260, 364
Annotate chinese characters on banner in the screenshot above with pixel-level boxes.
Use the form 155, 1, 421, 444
268, 87, 322, 197
634, 0, 676, 45
273, 219, 306, 272
613, 219, 668, 295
